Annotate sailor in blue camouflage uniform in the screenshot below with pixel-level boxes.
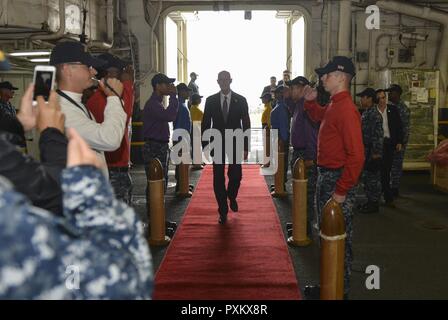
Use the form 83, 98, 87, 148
387, 84, 410, 197
0, 132, 153, 299
357, 88, 384, 214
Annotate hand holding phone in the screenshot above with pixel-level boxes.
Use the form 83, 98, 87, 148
17, 84, 38, 131
35, 91, 65, 134
33, 65, 56, 102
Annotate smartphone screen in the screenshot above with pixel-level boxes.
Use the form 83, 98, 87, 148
33, 70, 54, 101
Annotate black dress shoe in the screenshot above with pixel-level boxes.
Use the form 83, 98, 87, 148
229, 199, 238, 212
304, 285, 320, 300
391, 188, 399, 198
166, 221, 177, 231
218, 214, 227, 224
358, 202, 379, 214
166, 227, 175, 238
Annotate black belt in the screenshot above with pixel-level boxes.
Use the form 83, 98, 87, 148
318, 166, 343, 172
144, 138, 169, 144
109, 167, 130, 173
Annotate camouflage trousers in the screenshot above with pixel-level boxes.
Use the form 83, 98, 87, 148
108, 170, 133, 205
291, 149, 318, 234
391, 145, 406, 190
316, 167, 356, 295
362, 168, 381, 203
143, 140, 169, 213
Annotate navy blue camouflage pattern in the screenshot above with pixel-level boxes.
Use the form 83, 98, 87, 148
361, 107, 383, 203
391, 100, 410, 191
0, 166, 153, 299
109, 170, 133, 205
315, 167, 356, 296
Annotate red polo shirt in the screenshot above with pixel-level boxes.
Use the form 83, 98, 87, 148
304, 91, 365, 196
87, 80, 134, 168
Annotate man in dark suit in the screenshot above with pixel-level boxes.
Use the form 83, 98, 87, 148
375, 89, 403, 206
201, 71, 251, 224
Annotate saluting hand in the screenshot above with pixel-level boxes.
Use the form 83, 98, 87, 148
303, 85, 318, 102
17, 84, 38, 131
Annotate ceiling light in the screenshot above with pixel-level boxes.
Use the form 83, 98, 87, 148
29, 58, 50, 63
9, 51, 51, 57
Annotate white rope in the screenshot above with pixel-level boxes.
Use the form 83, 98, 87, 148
292, 179, 308, 183
319, 231, 347, 241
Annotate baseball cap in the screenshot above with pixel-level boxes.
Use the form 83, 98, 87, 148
286, 76, 310, 87
0, 81, 18, 90
151, 73, 176, 87
176, 83, 192, 92
190, 72, 198, 77
274, 85, 285, 94
315, 56, 356, 77
385, 84, 403, 95
96, 53, 127, 71
50, 41, 106, 69
191, 93, 203, 100
356, 87, 376, 99
260, 91, 272, 99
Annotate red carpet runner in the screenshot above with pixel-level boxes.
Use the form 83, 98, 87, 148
153, 165, 301, 300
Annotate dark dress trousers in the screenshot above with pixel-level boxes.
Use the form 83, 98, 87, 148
381, 104, 403, 203
201, 91, 251, 215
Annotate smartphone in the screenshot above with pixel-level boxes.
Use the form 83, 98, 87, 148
33, 65, 56, 102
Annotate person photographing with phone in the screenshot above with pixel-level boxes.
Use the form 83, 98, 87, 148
50, 41, 127, 179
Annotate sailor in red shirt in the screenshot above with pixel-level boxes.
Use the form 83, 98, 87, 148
86, 53, 135, 204
302, 56, 364, 299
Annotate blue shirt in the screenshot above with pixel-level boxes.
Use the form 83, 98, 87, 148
143, 93, 179, 143
173, 98, 192, 142
270, 100, 290, 143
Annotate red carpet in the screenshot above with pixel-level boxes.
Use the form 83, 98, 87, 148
153, 165, 301, 300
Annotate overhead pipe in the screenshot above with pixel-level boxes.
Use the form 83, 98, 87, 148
337, 0, 352, 57
30, 0, 66, 41
376, 0, 448, 108
88, 0, 114, 50
326, 0, 332, 62
147, 0, 163, 73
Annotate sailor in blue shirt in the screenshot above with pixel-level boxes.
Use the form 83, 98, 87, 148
270, 85, 291, 185
173, 83, 192, 193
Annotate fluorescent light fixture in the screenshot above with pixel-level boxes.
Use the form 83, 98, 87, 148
9, 51, 51, 57
29, 58, 50, 63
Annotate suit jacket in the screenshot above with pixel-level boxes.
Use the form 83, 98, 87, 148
385, 104, 403, 147
201, 91, 251, 154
